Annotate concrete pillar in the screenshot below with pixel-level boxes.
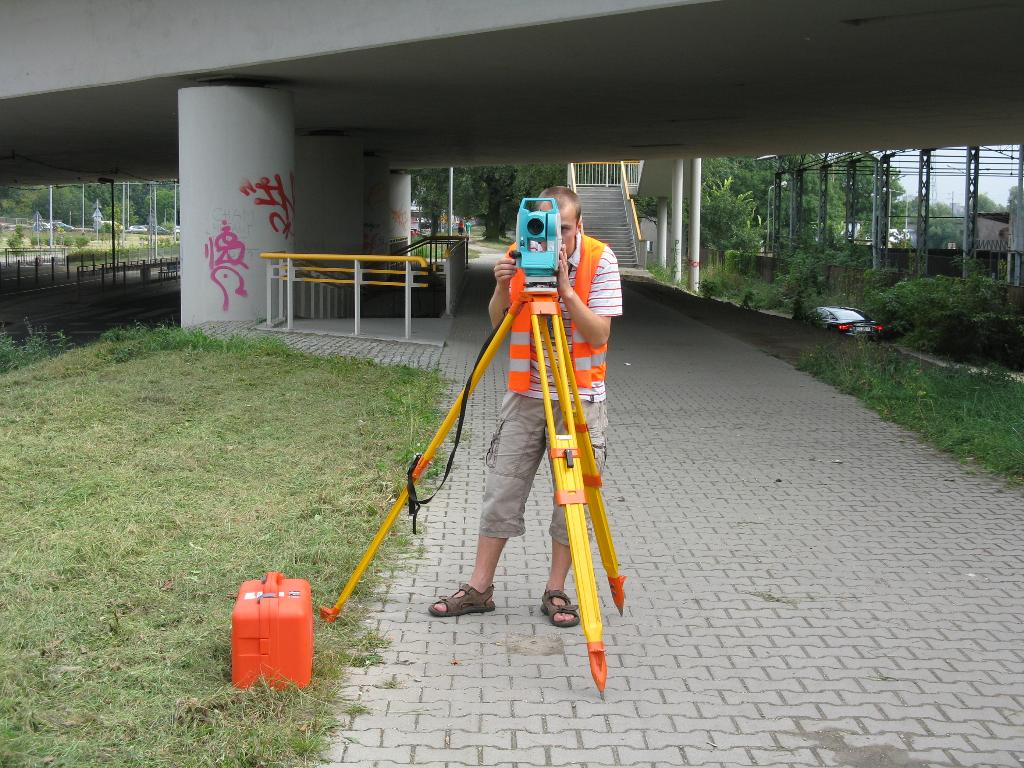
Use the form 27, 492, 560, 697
294, 135, 364, 318
179, 85, 294, 325
295, 136, 364, 253
671, 159, 685, 281
363, 155, 391, 254
389, 172, 412, 244
656, 196, 668, 269
688, 158, 702, 291
1013, 143, 1023, 286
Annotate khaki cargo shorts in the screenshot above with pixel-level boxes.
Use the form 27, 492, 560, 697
480, 391, 608, 546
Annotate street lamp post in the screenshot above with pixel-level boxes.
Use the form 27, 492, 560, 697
766, 179, 787, 254
98, 177, 116, 269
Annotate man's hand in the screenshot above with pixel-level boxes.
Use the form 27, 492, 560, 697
494, 254, 517, 288
489, 254, 516, 328
555, 244, 574, 301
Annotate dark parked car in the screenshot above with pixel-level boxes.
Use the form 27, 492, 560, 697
815, 306, 886, 338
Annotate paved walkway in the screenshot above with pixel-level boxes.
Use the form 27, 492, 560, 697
322, 255, 1024, 767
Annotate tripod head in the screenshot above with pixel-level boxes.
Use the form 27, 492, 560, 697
513, 197, 561, 292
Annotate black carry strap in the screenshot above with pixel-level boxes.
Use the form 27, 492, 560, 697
406, 319, 504, 533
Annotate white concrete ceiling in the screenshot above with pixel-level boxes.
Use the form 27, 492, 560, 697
2, 0, 1022, 184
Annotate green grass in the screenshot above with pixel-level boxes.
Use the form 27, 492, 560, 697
0, 326, 444, 767
645, 262, 681, 287
799, 341, 1024, 484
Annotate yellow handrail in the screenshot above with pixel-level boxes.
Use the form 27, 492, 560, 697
620, 161, 643, 244
296, 277, 428, 288
388, 235, 467, 271
274, 265, 428, 276
260, 252, 428, 267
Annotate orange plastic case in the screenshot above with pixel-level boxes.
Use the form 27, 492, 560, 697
231, 571, 313, 689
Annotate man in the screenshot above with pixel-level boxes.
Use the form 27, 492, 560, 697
430, 186, 622, 627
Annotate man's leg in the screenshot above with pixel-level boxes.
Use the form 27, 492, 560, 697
431, 534, 507, 614
431, 393, 547, 616
545, 538, 576, 624
545, 398, 608, 625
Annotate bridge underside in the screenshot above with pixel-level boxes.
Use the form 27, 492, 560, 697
2, 0, 1023, 184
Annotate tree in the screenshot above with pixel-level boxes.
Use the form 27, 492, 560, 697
416, 164, 564, 241
411, 168, 449, 234
699, 177, 761, 252
978, 192, 1007, 213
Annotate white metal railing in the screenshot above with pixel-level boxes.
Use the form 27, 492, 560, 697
572, 161, 642, 193
626, 160, 642, 194
261, 253, 429, 339
574, 162, 621, 187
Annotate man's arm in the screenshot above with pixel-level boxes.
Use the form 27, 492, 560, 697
555, 250, 612, 347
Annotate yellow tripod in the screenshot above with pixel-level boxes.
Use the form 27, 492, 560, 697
320, 290, 626, 692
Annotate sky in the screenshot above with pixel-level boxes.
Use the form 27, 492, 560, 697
894, 145, 1022, 210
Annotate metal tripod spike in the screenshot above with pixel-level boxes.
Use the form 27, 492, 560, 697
321, 292, 626, 693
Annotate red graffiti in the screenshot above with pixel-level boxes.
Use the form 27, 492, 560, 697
240, 172, 295, 238
205, 219, 249, 311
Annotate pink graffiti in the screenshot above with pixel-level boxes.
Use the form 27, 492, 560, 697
240, 172, 295, 237
205, 219, 249, 311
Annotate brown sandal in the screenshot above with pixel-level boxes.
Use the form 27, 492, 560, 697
540, 589, 580, 628
428, 583, 495, 617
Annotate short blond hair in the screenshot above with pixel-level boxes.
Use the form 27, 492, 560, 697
540, 186, 581, 222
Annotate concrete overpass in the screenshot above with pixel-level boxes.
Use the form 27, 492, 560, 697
2, 0, 1022, 324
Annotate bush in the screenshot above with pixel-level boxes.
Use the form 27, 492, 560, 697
723, 250, 759, 277
7, 227, 25, 249
780, 248, 826, 300
863, 275, 1024, 369
73, 235, 90, 248
0, 325, 70, 374
699, 273, 720, 299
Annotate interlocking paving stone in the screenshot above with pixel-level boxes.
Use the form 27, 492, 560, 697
197, 320, 443, 370
317, 255, 1024, 767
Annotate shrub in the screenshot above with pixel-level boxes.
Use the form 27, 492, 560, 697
723, 250, 758, 277
780, 248, 826, 300
863, 275, 1024, 369
0, 325, 70, 374
699, 273, 720, 299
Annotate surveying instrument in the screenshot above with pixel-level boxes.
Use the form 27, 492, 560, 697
320, 198, 626, 692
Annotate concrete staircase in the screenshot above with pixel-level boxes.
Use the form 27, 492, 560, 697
575, 186, 639, 267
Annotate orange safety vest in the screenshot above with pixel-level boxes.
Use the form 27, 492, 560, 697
506, 234, 609, 393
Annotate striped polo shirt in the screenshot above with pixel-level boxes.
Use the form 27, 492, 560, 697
522, 232, 623, 402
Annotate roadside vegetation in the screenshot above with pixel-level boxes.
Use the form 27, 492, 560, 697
0, 326, 444, 767
799, 342, 1024, 484
639, 153, 1023, 484
692, 248, 1024, 370
0, 324, 70, 374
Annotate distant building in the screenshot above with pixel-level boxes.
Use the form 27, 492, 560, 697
977, 212, 1010, 251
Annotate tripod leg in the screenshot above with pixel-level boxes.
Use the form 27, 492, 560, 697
532, 313, 607, 692
551, 314, 626, 615
539, 318, 576, 433
320, 306, 520, 621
